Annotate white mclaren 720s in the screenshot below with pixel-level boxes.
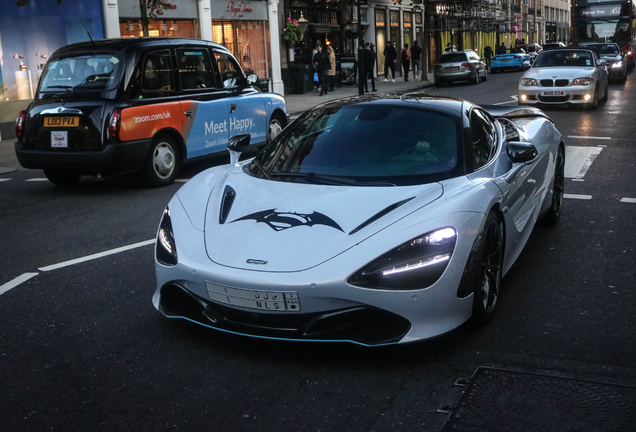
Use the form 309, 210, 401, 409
152, 93, 565, 346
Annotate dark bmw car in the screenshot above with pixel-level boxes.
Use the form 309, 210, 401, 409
581, 43, 628, 83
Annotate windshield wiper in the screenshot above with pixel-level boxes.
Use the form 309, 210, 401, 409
270, 172, 395, 187
251, 160, 271, 180
45, 85, 72, 90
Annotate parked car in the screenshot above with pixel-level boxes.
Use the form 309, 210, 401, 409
518, 48, 610, 109
490, 51, 526, 72
153, 93, 565, 346
517, 43, 542, 62
542, 42, 567, 50
434, 50, 488, 87
15, 37, 288, 187
580, 43, 628, 83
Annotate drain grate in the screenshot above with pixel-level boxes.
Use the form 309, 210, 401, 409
440, 367, 636, 432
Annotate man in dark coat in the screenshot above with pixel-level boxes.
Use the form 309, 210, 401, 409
313, 45, 330, 96
383, 41, 397, 82
410, 41, 422, 80
363, 42, 377, 92
497, 42, 507, 54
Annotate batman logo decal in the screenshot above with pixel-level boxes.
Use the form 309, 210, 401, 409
231, 209, 344, 232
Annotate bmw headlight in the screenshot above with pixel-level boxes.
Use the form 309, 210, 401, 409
348, 228, 457, 290
156, 207, 178, 266
520, 78, 538, 86
572, 77, 594, 86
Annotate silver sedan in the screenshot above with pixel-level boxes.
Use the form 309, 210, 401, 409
518, 48, 609, 109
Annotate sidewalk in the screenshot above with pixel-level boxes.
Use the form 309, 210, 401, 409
0, 74, 434, 174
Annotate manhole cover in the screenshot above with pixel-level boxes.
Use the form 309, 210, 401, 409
440, 367, 636, 432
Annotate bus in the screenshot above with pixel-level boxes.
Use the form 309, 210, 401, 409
571, 0, 636, 69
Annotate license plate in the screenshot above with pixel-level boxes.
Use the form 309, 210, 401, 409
542, 90, 566, 96
44, 116, 79, 128
206, 282, 301, 311
51, 131, 68, 148
445, 67, 459, 71
500, 59, 510, 62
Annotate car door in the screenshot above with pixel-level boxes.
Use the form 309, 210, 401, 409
174, 46, 229, 159
212, 50, 268, 145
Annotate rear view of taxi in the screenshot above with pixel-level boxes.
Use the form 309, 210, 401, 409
518, 48, 609, 109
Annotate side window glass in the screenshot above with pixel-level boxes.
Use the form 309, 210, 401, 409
470, 109, 495, 170
141, 51, 173, 96
214, 52, 245, 88
176, 49, 216, 90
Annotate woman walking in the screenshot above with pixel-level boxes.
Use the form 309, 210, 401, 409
326, 46, 336, 92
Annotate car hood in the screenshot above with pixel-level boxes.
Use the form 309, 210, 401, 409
524, 67, 595, 79
200, 169, 444, 272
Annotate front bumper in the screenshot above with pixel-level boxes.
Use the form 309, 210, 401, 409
518, 84, 598, 105
153, 197, 486, 346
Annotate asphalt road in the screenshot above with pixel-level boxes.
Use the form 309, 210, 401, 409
1, 70, 635, 432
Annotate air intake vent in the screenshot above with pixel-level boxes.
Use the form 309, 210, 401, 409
349, 197, 415, 235
540, 79, 553, 87
219, 186, 236, 224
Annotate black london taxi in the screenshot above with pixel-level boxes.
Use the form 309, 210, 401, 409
15, 37, 288, 186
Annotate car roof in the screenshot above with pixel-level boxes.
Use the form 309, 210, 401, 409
311, 93, 466, 117
52, 37, 229, 56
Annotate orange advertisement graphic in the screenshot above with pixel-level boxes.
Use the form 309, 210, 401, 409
119, 102, 189, 141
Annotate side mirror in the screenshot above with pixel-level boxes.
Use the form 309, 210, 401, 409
507, 141, 537, 163
228, 134, 251, 165
247, 73, 258, 85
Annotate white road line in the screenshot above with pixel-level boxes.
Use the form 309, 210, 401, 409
26, 178, 49, 182
38, 239, 155, 272
493, 96, 518, 105
620, 198, 636, 204
564, 194, 592, 200
572, 179, 585, 182
0, 273, 39, 296
567, 136, 611, 140
565, 146, 603, 179
0, 178, 11, 182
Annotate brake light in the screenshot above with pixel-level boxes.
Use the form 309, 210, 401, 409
435, 64, 442, 70
108, 110, 121, 139
15, 111, 26, 139
461, 62, 473, 69
514, 56, 521, 59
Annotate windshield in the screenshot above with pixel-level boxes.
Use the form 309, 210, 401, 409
40, 53, 123, 96
250, 103, 463, 186
586, 43, 620, 54
575, 19, 630, 46
533, 50, 596, 67
438, 53, 468, 63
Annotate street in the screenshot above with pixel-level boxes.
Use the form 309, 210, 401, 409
1, 70, 636, 431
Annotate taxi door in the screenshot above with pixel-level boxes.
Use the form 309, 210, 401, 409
212, 51, 268, 146
174, 47, 229, 159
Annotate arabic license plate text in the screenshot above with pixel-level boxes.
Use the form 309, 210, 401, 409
206, 282, 301, 311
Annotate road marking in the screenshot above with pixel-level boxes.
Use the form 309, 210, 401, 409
572, 179, 585, 182
26, 178, 49, 182
565, 146, 602, 178
0, 273, 39, 296
493, 96, 518, 105
564, 194, 592, 200
567, 135, 611, 140
0, 178, 10, 182
39, 239, 155, 272
620, 198, 636, 204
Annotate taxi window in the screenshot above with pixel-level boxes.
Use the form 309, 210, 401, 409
214, 52, 245, 88
141, 51, 174, 96
176, 49, 216, 90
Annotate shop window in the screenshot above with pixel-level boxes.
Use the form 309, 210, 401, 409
176, 49, 216, 90
214, 52, 245, 88
119, 20, 195, 38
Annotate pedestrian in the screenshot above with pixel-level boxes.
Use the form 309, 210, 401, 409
497, 42, 507, 55
411, 41, 422, 80
363, 42, 377, 92
383, 41, 397, 82
445, 42, 452, 52
484, 45, 493, 68
401, 44, 411, 82
326, 46, 336, 92
313, 45, 330, 96
311, 47, 320, 91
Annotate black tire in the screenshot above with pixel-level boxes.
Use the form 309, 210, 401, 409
588, 86, 599, 110
435, 80, 443, 88
267, 113, 286, 143
472, 212, 504, 324
602, 81, 609, 101
143, 135, 180, 187
472, 71, 480, 85
482, 69, 488, 81
43, 169, 82, 186
541, 145, 565, 226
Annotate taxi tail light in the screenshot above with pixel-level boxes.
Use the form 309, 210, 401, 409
108, 110, 121, 139
461, 62, 473, 69
15, 110, 26, 139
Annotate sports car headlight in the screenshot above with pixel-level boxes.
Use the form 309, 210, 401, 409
572, 77, 594, 86
156, 207, 178, 266
611, 62, 623, 68
348, 228, 457, 290
520, 78, 538, 86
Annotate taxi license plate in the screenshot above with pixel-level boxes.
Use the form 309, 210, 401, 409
445, 67, 460, 71
542, 90, 565, 96
206, 282, 301, 311
44, 116, 79, 128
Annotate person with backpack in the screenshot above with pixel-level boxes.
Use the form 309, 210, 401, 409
484, 45, 493, 69
401, 44, 411, 82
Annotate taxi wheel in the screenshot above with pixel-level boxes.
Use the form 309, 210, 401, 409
44, 169, 82, 186
267, 114, 285, 143
143, 135, 180, 187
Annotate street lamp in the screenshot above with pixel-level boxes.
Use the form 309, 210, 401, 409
298, 12, 309, 34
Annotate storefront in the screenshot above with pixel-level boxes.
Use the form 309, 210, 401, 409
118, 1, 200, 39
